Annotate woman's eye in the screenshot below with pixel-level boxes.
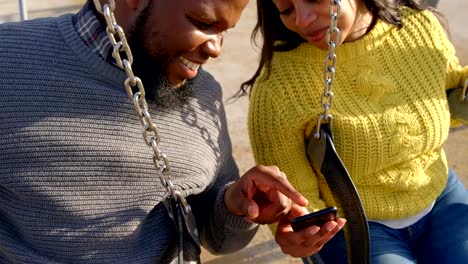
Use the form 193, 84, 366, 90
278, 7, 293, 15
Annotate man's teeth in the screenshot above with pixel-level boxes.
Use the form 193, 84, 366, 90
180, 57, 200, 71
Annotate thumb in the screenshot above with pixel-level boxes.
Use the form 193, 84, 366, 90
241, 199, 259, 219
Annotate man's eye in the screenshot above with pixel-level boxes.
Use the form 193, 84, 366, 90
191, 19, 212, 30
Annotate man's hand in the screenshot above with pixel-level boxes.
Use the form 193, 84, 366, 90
275, 204, 346, 258
224, 165, 308, 224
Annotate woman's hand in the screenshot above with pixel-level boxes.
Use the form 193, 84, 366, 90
275, 204, 346, 258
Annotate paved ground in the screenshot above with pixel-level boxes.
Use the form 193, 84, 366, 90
1, 1, 466, 263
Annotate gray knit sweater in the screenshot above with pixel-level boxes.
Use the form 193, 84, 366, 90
0, 14, 257, 264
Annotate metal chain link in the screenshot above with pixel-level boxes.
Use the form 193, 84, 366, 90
315, 0, 341, 139
93, 0, 190, 213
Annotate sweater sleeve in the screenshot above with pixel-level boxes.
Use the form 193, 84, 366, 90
195, 161, 259, 255
446, 62, 468, 125
444, 37, 468, 90
430, 11, 468, 125
445, 31, 468, 125
191, 77, 259, 255
248, 71, 327, 224
197, 156, 259, 255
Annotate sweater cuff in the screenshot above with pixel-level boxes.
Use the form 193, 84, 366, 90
215, 181, 258, 230
448, 87, 468, 126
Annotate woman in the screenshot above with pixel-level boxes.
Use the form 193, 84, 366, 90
243, 0, 468, 263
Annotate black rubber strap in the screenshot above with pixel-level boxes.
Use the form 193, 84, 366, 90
307, 124, 370, 264
163, 197, 201, 263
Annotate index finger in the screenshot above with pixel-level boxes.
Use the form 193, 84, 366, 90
254, 166, 308, 206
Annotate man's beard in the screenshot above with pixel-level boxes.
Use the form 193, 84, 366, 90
126, 3, 194, 108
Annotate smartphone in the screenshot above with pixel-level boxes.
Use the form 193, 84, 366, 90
290, 207, 338, 232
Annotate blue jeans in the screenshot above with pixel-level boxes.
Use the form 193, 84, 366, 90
302, 170, 468, 264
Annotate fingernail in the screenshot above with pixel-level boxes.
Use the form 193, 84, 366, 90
338, 219, 347, 228
247, 205, 255, 216
308, 228, 319, 236
325, 223, 335, 231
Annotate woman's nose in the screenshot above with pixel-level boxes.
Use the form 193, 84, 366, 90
295, 3, 317, 30
202, 34, 223, 58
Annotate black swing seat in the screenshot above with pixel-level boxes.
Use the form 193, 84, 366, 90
307, 123, 370, 264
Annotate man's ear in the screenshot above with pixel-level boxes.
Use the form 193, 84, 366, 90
125, 0, 139, 9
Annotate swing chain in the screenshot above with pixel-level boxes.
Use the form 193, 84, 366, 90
92, 0, 190, 214
315, 0, 341, 139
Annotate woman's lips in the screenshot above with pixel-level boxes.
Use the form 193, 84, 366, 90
305, 27, 329, 43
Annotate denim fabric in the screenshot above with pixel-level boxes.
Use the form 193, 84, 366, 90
302, 170, 468, 264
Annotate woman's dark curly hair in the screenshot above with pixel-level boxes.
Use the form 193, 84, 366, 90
240, 0, 443, 95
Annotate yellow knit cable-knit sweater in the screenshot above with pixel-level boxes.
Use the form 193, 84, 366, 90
248, 9, 468, 221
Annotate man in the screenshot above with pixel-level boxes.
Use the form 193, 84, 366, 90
0, 0, 308, 263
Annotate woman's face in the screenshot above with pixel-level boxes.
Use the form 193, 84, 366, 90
272, 0, 373, 50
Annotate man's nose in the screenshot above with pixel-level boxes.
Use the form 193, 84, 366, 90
202, 33, 223, 58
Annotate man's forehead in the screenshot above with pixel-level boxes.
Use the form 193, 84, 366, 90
191, 0, 248, 27
195, 0, 248, 11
